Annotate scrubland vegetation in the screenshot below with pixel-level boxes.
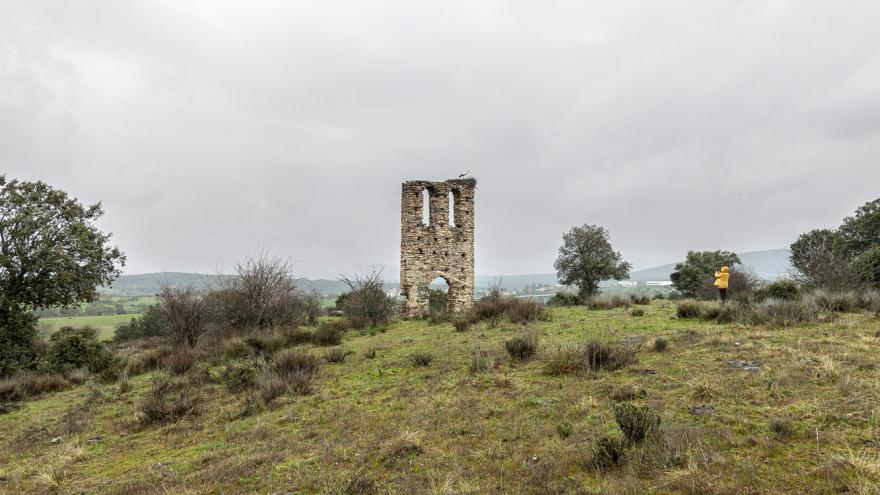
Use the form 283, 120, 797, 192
4, 285, 880, 493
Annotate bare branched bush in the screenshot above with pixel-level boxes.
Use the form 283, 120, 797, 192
156, 286, 209, 348
470, 288, 548, 325
339, 269, 396, 328
303, 289, 322, 326
217, 252, 303, 330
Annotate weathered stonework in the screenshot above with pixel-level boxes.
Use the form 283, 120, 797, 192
400, 178, 476, 318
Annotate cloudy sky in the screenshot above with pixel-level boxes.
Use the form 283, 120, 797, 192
3, 1, 880, 279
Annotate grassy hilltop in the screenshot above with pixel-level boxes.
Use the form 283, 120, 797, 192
2, 301, 879, 494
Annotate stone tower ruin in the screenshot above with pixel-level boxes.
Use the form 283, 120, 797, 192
400, 178, 476, 318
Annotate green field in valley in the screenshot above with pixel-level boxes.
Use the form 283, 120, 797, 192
37, 314, 141, 341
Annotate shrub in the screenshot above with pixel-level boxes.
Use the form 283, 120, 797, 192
612, 403, 660, 444
125, 345, 173, 375
280, 326, 313, 347
804, 289, 857, 313
471, 288, 548, 325
312, 321, 345, 346
272, 349, 322, 378
0, 372, 69, 402
653, 338, 669, 353
258, 371, 287, 403
452, 317, 472, 332
42, 326, 113, 375
768, 416, 794, 439
542, 345, 584, 376
244, 332, 284, 355
504, 331, 538, 361
543, 341, 638, 375
220, 338, 252, 360
591, 435, 626, 469
67, 368, 90, 384
547, 291, 581, 307
156, 286, 209, 348
583, 341, 639, 371
113, 306, 163, 343
587, 294, 631, 310
469, 350, 493, 373
138, 375, 200, 425
756, 280, 800, 302
675, 300, 705, 319
339, 269, 396, 328
215, 253, 303, 329
0, 308, 39, 378
630, 309, 645, 317
751, 299, 819, 327
288, 370, 315, 395
631, 294, 652, 305
164, 350, 196, 375
324, 348, 350, 363
221, 362, 258, 393
408, 352, 433, 367
556, 422, 573, 438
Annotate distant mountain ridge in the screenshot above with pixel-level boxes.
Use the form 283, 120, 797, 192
105, 249, 793, 296
628, 249, 792, 282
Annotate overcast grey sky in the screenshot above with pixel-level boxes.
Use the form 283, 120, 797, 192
3, 1, 880, 278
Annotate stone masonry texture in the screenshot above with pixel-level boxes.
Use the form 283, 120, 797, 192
400, 178, 476, 318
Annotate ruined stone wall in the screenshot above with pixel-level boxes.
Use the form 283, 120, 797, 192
400, 178, 476, 318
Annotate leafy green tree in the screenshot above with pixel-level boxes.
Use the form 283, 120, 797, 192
554, 224, 631, 300
854, 246, 880, 289
670, 251, 741, 298
42, 326, 114, 375
0, 176, 124, 377
840, 198, 880, 255
113, 306, 163, 343
790, 228, 855, 289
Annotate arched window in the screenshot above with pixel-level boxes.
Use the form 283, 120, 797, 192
421, 188, 430, 226
448, 191, 455, 227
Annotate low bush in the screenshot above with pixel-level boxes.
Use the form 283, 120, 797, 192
244, 333, 285, 356
164, 350, 196, 375
583, 341, 639, 372
280, 326, 313, 347
67, 368, 90, 384
675, 300, 705, 319
138, 374, 200, 425
591, 435, 626, 469
258, 371, 287, 404
613, 403, 661, 444
750, 299, 819, 327
587, 294, 631, 311
630, 309, 645, 317
272, 349, 322, 378
452, 317, 473, 332
0, 372, 70, 403
408, 352, 433, 367
470, 288, 548, 326
469, 350, 493, 373
631, 294, 652, 305
547, 291, 581, 307
755, 280, 800, 302
42, 326, 114, 375
652, 338, 669, 353
504, 331, 538, 361
113, 306, 163, 343
543, 341, 639, 375
125, 345, 173, 376
312, 321, 345, 346
324, 348, 350, 363
221, 362, 258, 393
769, 416, 794, 439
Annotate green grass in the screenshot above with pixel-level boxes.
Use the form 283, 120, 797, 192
4, 301, 880, 493
37, 314, 141, 341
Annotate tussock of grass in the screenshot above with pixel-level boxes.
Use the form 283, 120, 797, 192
504, 331, 538, 361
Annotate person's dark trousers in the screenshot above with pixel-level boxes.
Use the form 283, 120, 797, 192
719, 288, 727, 303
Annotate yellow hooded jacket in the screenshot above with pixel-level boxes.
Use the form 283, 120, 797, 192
714, 266, 730, 289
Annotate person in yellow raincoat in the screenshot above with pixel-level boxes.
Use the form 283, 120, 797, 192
714, 266, 730, 303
